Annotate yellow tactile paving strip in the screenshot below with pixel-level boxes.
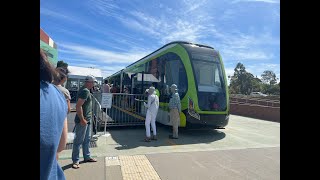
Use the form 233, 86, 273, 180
119, 155, 161, 180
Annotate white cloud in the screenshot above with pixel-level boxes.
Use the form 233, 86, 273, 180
101, 66, 126, 78
59, 43, 149, 64
221, 49, 274, 61
41, 7, 109, 36
89, 0, 215, 44
121, 10, 214, 45
44, 0, 279, 81
40, 8, 73, 21
246, 63, 280, 79
182, 0, 209, 13
162, 20, 205, 43
206, 31, 279, 62
41, 6, 145, 48
54, 29, 129, 52
88, 0, 120, 17
70, 63, 125, 78
60, 58, 96, 64
218, 31, 279, 49
220, 9, 237, 21
40, 7, 94, 30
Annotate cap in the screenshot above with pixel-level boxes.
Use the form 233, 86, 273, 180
170, 84, 178, 90
85, 75, 97, 82
148, 86, 155, 94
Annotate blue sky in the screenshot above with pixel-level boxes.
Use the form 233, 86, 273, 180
40, 0, 280, 83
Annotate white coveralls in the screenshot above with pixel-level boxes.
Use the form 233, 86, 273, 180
144, 92, 159, 138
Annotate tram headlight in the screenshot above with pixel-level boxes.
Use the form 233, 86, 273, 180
188, 97, 200, 120
188, 97, 194, 111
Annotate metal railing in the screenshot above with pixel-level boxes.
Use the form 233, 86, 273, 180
91, 93, 148, 128
91, 93, 102, 139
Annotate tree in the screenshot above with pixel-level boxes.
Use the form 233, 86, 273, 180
261, 83, 280, 95
251, 76, 262, 92
229, 63, 257, 95
57, 60, 68, 69
261, 70, 277, 85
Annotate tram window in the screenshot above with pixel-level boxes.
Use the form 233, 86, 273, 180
145, 58, 160, 83
66, 79, 79, 91
163, 53, 187, 99
214, 68, 221, 87
79, 79, 85, 88
192, 60, 224, 92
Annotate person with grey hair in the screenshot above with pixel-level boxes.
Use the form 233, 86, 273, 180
71, 75, 98, 169
143, 86, 159, 142
168, 84, 181, 139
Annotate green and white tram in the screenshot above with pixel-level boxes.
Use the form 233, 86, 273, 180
108, 41, 229, 128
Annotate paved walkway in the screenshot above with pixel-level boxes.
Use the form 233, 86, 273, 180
59, 113, 280, 180
59, 147, 279, 180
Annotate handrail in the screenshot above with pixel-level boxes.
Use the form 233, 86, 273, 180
91, 94, 102, 139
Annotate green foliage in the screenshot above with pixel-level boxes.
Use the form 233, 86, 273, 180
261, 83, 280, 95
229, 63, 279, 95
229, 63, 255, 95
261, 70, 277, 85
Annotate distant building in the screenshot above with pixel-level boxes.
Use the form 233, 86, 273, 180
40, 28, 58, 66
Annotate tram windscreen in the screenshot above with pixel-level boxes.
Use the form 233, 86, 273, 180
191, 53, 227, 111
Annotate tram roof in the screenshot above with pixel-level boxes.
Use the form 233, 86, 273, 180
107, 41, 214, 78
126, 41, 214, 69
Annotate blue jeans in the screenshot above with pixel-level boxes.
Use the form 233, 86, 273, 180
71, 122, 92, 163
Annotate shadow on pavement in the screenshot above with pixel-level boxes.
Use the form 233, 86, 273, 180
61, 164, 73, 171
61, 160, 92, 171
103, 122, 226, 150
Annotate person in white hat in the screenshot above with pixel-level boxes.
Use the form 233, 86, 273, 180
143, 86, 159, 142
168, 84, 181, 139
71, 75, 98, 169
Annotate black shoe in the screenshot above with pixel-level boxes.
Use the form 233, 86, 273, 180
151, 135, 157, 140
169, 135, 178, 139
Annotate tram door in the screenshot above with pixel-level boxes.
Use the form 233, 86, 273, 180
130, 72, 145, 94
130, 72, 146, 116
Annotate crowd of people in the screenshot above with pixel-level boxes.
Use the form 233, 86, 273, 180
40, 48, 182, 179
40, 49, 98, 179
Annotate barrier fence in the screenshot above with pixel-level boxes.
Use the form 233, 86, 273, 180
91, 93, 148, 131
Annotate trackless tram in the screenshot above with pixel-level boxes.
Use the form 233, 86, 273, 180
107, 41, 229, 128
